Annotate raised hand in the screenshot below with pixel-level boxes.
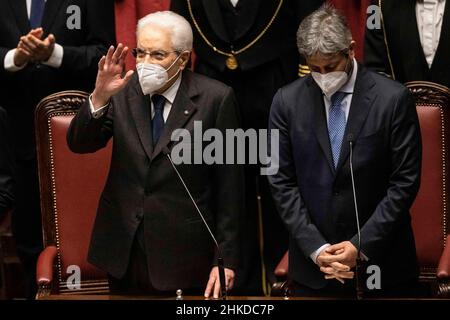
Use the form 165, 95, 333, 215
92, 44, 134, 109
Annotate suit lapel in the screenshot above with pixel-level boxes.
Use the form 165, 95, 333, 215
401, 0, 430, 76
41, 0, 65, 33
335, 66, 376, 173
128, 75, 154, 160
8, 0, 30, 34
431, 0, 450, 72
151, 72, 198, 161
309, 77, 335, 175
233, 0, 262, 42
202, 0, 231, 43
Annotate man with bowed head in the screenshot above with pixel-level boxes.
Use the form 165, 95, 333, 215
269, 4, 422, 297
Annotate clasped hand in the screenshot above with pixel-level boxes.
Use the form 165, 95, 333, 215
316, 241, 358, 284
14, 28, 56, 66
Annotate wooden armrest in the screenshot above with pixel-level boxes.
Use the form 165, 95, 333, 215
274, 251, 289, 279
36, 246, 58, 285
437, 237, 450, 279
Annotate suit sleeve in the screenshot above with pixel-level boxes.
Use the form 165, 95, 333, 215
212, 87, 244, 270
0, 108, 15, 217
0, 47, 11, 73
66, 96, 114, 154
364, 2, 393, 78
268, 89, 329, 258
60, 0, 115, 76
350, 88, 422, 260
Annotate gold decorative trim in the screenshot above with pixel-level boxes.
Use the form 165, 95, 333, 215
187, 0, 283, 69
440, 106, 448, 243
299, 64, 311, 77
47, 111, 77, 287
379, 0, 396, 80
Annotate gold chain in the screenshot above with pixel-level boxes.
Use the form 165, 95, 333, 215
379, 0, 396, 80
187, 0, 284, 69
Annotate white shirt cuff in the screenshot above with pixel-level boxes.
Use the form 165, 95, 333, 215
4, 49, 27, 72
89, 95, 109, 119
310, 244, 331, 265
42, 43, 63, 68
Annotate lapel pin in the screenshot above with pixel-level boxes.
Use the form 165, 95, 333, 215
184, 110, 189, 115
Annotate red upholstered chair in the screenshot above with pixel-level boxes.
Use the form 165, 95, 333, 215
34, 91, 112, 298
272, 81, 450, 298
407, 81, 450, 297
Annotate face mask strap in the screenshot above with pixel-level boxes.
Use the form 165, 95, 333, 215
164, 51, 188, 84
165, 52, 184, 72
166, 66, 182, 84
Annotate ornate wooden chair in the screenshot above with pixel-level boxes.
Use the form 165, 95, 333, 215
34, 91, 112, 298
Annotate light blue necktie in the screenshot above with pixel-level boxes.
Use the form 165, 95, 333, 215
328, 91, 348, 168
30, 0, 45, 29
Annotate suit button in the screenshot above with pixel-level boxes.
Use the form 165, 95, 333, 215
333, 190, 340, 196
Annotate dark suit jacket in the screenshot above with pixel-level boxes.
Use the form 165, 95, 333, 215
171, 0, 323, 73
268, 65, 421, 290
171, 0, 323, 131
364, 0, 450, 88
0, 0, 115, 160
67, 70, 244, 290
0, 107, 15, 217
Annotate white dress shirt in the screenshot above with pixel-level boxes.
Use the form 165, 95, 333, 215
310, 59, 368, 265
416, 0, 446, 68
90, 74, 183, 121
230, 0, 239, 7
4, 0, 64, 72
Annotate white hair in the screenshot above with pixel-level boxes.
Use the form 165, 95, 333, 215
137, 11, 193, 52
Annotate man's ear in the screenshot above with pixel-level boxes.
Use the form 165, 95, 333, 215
179, 51, 191, 70
348, 40, 356, 60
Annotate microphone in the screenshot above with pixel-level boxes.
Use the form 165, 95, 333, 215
162, 147, 227, 299
348, 134, 364, 300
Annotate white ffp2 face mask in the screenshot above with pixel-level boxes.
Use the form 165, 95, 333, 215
311, 58, 352, 99
311, 71, 348, 100
136, 55, 181, 95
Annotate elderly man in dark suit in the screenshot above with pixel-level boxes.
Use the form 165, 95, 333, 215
269, 4, 422, 297
171, 0, 324, 295
67, 11, 243, 298
0, 0, 115, 298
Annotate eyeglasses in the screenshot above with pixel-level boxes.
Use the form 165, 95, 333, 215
131, 48, 180, 61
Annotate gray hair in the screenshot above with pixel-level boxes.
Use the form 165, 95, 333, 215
297, 3, 352, 58
137, 11, 193, 52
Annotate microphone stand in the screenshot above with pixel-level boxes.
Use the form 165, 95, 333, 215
349, 138, 364, 300
164, 149, 227, 299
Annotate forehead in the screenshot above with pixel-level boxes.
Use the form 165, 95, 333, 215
137, 24, 173, 50
307, 54, 343, 67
